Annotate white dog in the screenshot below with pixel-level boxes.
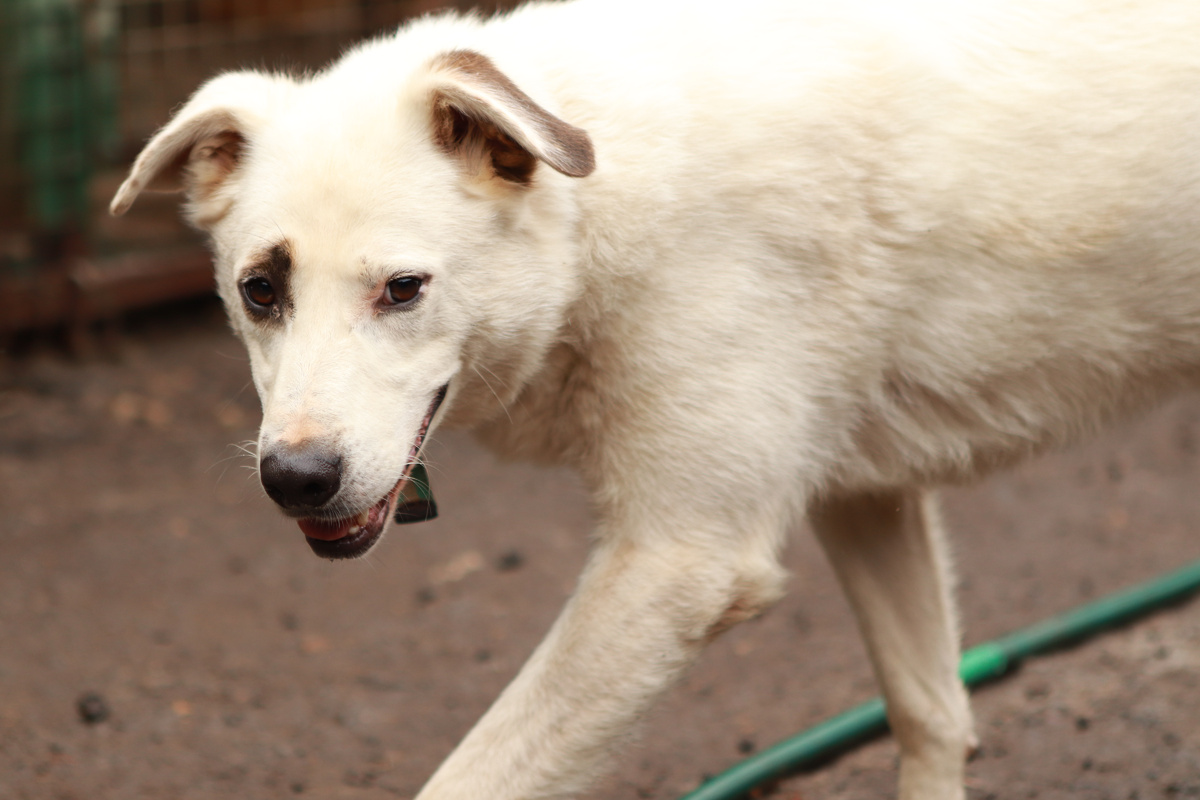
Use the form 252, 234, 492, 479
111, 0, 1200, 797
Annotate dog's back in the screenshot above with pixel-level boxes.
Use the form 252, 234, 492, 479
368, 0, 1200, 488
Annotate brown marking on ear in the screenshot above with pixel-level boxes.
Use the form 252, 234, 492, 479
428, 49, 595, 182
434, 102, 539, 184
188, 130, 245, 193
184, 130, 247, 224
111, 70, 290, 219
110, 109, 248, 219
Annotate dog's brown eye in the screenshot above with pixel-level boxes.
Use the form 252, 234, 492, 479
242, 277, 276, 309
384, 276, 423, 307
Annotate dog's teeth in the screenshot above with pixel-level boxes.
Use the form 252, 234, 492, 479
356, 509, 370, 525
347, 525, 361, 536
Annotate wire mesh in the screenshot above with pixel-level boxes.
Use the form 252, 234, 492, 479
0, 0, 518, 281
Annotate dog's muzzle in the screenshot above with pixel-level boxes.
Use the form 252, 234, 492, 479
264, 384, 447, 560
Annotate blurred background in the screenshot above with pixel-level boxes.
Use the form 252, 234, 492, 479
0, 0, 521, 347
1, 2, 1199, 799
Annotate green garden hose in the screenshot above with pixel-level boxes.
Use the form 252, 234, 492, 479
680, 557, 1200, 800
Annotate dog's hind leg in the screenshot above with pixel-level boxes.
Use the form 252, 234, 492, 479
809, 489, 973, 800
413, 519, 787, 800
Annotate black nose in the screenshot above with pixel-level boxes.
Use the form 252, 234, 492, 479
259, 445, 342, 512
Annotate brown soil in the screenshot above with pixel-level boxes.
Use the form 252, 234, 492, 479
1, 299, 1198, 800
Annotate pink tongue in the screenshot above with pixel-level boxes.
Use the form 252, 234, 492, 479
297, 517, 356, 541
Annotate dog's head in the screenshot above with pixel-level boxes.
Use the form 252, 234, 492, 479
112, 44, 595, 559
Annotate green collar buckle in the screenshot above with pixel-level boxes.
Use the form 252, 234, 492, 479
393, 461, 438, 524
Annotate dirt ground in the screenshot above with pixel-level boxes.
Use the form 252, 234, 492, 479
1, 299, 1198, 800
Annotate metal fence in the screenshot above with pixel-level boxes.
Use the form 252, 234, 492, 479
1, 0, 117, 269
0, 0, 516, 334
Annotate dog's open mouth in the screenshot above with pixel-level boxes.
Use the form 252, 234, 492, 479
297, 384, 447, 560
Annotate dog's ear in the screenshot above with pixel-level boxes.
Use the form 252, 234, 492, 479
420, 50, 595, 185
109, 71, 289, 224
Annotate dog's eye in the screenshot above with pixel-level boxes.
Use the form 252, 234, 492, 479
383, 276, 423, 308
242, 277, 277, 309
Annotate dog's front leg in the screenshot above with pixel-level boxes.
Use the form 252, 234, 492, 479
414, 523, 785, 800
809, 489, 973, 800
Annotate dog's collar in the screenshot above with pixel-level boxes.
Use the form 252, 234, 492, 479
394, 460, 438, 523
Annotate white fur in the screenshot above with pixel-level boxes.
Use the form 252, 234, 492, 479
112, 1, 1200, 797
